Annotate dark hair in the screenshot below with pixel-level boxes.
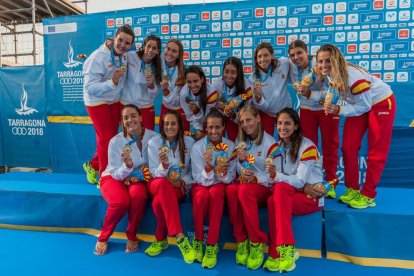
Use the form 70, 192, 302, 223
115, 25, 135, 42
165, 39, 186, 86
159, 110, 186, 165
237, 105, 264, 145
276, 107, 302, 163
121, 104, 142, 137
288, 39, 308, 54
204, 107, 225, 128
223, 56, 246, 97
137, 35, 162, 84
254, 42, 279, 79
185, 65, 208, 113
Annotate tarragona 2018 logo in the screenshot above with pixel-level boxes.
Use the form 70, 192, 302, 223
63, 40, 83, 69
15, 83, 38, 116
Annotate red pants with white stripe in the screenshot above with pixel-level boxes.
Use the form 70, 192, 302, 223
342, 94, 396, 198
225, 183, 248, 243
190, 183, 226, 245
300, 108, 340, 184
238, 183, 272, 244
148, 178, 186, 241
98, 175, 148, 242
86, 102, 122, 174
160, 104, 190, 131
259, 111, 275, 137
267, 182, 321, 258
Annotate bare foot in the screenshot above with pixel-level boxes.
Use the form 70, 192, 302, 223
125, 240, 139, 253
94, 241, 108, 255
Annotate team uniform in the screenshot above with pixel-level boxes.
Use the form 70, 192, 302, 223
190, 136, 236, 246
159, 57, 188, 130
98, 129, 156, 243
337, 67, 396, 199
290, 57, 340, 185
226, 132, 276, 245
214, 78, 253, 141
121, 52, 161, 130
267, 137, 324, 261
83, 40, 128, 175
147, 134, 195, 242
179, 83, 219, 131
248, 58, 292, 135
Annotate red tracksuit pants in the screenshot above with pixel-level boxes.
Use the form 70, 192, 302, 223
225, 119, 238, 142
267, 182, 321, 258
342, 94, 396, 198
98, 175, 148, 242
148, 178, 186, 241
237, 183, 272, 244
160, 104, 190, 131
259, 111, 276, 137
139, 105, 155, 131
300, 108, 340, 184
86, 102, 122, 174
190, 183, 226, 245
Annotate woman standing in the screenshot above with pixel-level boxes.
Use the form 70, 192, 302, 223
94, 104, 156, 255
121, 35, 162, 130
264, 108, 325, 272
320, 44, 396, 209
83, 25, 134, 184
146, 110, 196, 263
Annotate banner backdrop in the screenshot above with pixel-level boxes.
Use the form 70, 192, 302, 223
0, 66, 50, 168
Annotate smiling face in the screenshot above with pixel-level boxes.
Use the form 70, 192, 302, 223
186, 72, 204, 95
113, 32, 134, 56
317, 50, 332, 76
206, 117, 224, 144
223, 64, 238, 88
277, 112, 298, 143
289, 46, 309, 69
256, 48, 273, 71
122, 107, 142, 136
164, 41, 180, 66
239, 110, 261, 139
163, 114, 179, 141
143, 39, 160, 62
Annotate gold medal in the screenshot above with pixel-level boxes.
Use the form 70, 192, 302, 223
314, 183, 327, 194
120, 65, 127, 72
254, 79, 261, 88
163, 75, 171, 82
161, 145, 169, 154
301, 74, 313, 87
123, 144, 132, 154
238, 141, 247, 150
206, 145, 215, 152
293, 81, 300, 90
144, 68, 152, 76
265, 157, 274, 166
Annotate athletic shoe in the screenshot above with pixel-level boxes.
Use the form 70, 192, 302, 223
325, 179, 338, 199
235, 239, 249, 265
83, 162, 98, 184
177, 237, 196, 264
192, 239, 203, 262
263, 256, 280, 272
338, 188, 360, 204
246, 242, 264, 270
348, 193, 376, 209
145, 239, 168, 256
278, 245, 300, 272
201, 244, 219, 268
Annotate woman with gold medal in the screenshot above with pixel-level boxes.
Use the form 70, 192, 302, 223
145, 110, 196, 263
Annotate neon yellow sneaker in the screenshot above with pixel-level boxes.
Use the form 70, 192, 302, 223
325, 179, 338, 199
348, 193, 376, 209
192, 239, 203, 262
201, 244, 219, 268
83, 162, 98, 184
246, 242, 264, 270
263, 256, 280, 272
338, 188, 360, 204
145, 239, 168, 256
177, 237, 196, 264
235, 239, 249, 265
278, 245, 300, 272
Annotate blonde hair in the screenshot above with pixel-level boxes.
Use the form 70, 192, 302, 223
237, 105, 264, 145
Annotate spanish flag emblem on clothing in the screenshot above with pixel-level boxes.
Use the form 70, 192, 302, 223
351, 80, 371, 95
207, 90, 219, 104
300, 146, 319, 161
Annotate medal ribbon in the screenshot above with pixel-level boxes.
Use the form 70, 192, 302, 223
164, 61, 177, 79
258, 65, 272, 82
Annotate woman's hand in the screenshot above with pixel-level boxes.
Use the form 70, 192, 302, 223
298, 85, 311, 98
204, 150, 213, 172
236, 148, 248, 162
303, 184, 324, 199
121, 152, 133, 168
188, 102, 201, 114
266, 163, 277, 179
159, 151, 169, 169
324, 103, 339, 115
112, 69, 125, 85
241, 169, 256, 183
253, 86, 263, 102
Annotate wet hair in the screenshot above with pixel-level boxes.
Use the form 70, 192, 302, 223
276, 107, 302, 163
159, 110, 186, 165
185, 65, 208, 113
237, 105, 264, 145
253, 42, 279, 79
115, 25, 135, 42
165, 39, 186, 86
121, 104, 142, 137
137, 34, 162, 84
222, 56, 246, 97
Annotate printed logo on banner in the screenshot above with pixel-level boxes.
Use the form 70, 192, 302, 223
255, 37, 275, 45
222, 22, 231, 32
202, 39, 220, 48
107, 19, 114, 28
324, 3, 335, 13
151, 15, 159, 24
288, 18, 299, 27
161, 25, 169, 34
399, 10, 411, 21
192, 23, 210, 33
212, 66, 220, 76
399, 0, 411, 8
288, 35, 298, 43
182, 40, 190, 49
383, 72, 395, 82
233, 49, 242, 58
125, 17, 132, 26
191, 40, 200, 49
144, 26, 159, 35
277, 18, 287, 28
347, 32, 358, 42
372, 73, 382, 79
299, 34, 310, 43
373, 30, 396, 40
373, 0, 384, 9
245, 20, 264, 29
347, 44, 357, 53
310, 46, 320, 55
222, 10, 231, 20
348, 14, 359, 24
161, 14, 169, 23
243, 49, 253, 58
398, 29, 409, 39
301, 16, 322, 26
361, 13, 384, 23
277, 6, 287, 16
191, 51, 200, 60
385, 12, 397, 22
385, 41, 409, 51
182, 12, 199, 22
202, 67, 210, 75
183, 52, 190, 60
290, 5, 310, 15
116, 18, 123, 27
277, 36, 286, 45
212, 11, 221, 20
255, 8, 264, 18
212, 50, 230, 59
243, 66, 252, 74
312, 4, 322, 14
212, 22, 221, 32
15, 84, 38, 116
359, 60, 370, 70
312, 33, 333, 43
386, 0, 398, 8
397, 72, 409, 82
384, 60, 395, 69
359, 43, 370, 53
181, 24, 190, 33
134, 27, 141, 36
336, 14, 346, 24
371, 60, 382, 70
134, 16, 150, 25
234, 9, 253, 19
201, 12, 210, 21
349, 2, 370, 11
372, 42, 383, 52
336, 2, 347, 12
233, 38, 242, 47
233, 21, 242, 31
266, 19, 276, 29
324, 15, 334, 25
171, 13, 179, 23
399, 60, 414, 69
222, 39, 231, 48
202, 51, 210, 60
266, 7, 276, 17
63, 40, 83, 69
171, 24, 179, 34
360, 31, 371, 41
